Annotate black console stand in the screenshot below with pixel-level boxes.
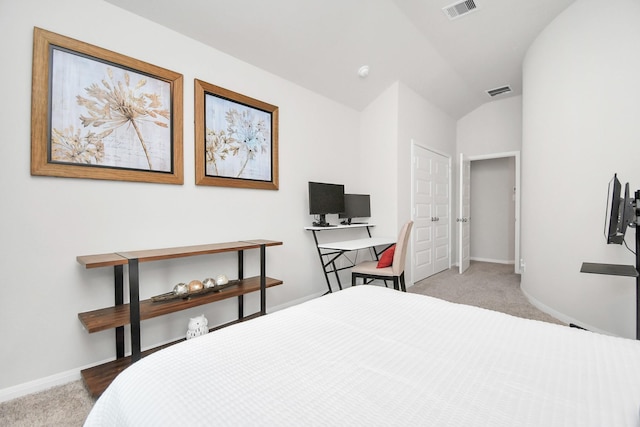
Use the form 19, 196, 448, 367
581, 190, 640, 340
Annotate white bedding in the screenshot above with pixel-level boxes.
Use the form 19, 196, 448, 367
85, 286, 640, 426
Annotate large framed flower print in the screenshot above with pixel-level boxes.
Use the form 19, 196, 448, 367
194, 79, 279, 190
31, 27, 184, 184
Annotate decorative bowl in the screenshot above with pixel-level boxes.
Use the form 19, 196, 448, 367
202, 277, 217, 289
173, 282, 189, 296
188, 279, 204, 292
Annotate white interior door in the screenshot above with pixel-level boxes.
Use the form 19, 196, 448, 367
458, 153, 471, 274
433, 154, 450, 274
412, 143, 450, 282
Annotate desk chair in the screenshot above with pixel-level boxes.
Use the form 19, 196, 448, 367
351, 221, 413, 292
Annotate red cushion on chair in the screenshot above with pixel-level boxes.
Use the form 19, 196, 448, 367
377, 244, 396, 268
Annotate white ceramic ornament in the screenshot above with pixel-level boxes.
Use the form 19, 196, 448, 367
186, 314, 209, 340
216, 274, 229, 286
202, 277, 216, 288
173, 283, 189, 296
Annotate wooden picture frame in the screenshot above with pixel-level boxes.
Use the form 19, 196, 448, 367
194, 79, 278, 190
31, 27, 184, 184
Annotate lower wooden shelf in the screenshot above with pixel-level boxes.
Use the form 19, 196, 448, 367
79, 276, 282, 333
82, 312, 264, 397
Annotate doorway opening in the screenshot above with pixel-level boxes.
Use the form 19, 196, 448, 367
459, 151, 520, 274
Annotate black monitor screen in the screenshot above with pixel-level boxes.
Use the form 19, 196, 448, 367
605, 173, 634, 244
604, 174, 622, 244
308, 182, 345, 215
339, 194, 371, 219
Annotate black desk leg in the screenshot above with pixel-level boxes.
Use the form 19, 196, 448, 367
311, 230, 334, 293
331, 260, 343, 290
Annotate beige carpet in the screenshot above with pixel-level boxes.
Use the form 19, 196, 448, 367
410, 261, 563, 325
0, 380, 94, 427
0, 261, 562, 426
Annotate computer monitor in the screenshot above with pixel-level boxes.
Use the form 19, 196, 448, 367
308, 181, 345, 227
339, 194, 371, 225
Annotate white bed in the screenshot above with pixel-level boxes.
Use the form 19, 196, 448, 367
84, 285, 640, 426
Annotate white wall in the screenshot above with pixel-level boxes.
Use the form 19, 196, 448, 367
0, 0, 370, 396
470, 158, 516, 263
359, 83, 401, 238
521, 0, 640, 338
457, 96, 523, 157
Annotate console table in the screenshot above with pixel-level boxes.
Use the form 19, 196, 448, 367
77, 239, 282, 396
305, 224, 395, 293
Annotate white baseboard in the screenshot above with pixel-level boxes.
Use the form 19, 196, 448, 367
0, 291, 326, 403
0, 367, 81, 403
520, 287, 614, 337
470, 257, 514, 265
270, 291, 325, 312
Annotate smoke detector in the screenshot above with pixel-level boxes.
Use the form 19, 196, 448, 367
486, 85, 512, 97
357, 65, 370, 78
442, 0, 479, 20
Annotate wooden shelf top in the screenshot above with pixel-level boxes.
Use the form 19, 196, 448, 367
76, 252, 128, 269
77, 239, 282, 268
78, 276, 283, 333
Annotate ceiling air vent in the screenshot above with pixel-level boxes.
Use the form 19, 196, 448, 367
486, 85, 512, 97
442, 0, 478, 20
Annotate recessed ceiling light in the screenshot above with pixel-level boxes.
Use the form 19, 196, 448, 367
357, 65, 370, 78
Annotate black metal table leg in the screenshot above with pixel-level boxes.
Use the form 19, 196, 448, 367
114, 265, 124, 359
311, 230, 334, 293
128, 258, 141, 363
238, 250, 244, 319
260, 244, 266, 315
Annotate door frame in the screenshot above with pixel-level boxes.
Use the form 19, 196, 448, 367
459, 153, 471, 274
411, 140, 452, 282
463, 150, 521, 274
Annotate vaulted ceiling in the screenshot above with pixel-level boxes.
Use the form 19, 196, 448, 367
104, 0, 577, 119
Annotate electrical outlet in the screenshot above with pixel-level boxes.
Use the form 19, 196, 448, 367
519, 259, 526, 272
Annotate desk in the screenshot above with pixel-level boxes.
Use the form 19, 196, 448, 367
305, 224, 395, 293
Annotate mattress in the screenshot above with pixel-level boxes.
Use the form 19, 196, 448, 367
84, 285, 640, 426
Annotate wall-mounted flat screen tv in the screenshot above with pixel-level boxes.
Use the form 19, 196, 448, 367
605, 173, 634, 244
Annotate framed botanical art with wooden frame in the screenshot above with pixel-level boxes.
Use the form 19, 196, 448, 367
31, 27, 184, 184
194, 79, 279, 190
